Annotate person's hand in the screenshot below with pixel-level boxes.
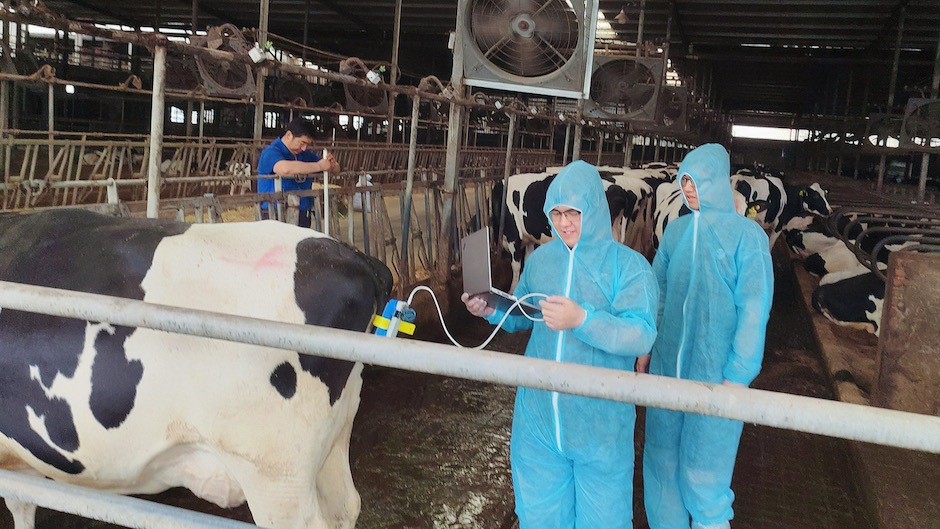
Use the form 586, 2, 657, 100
321, 153, 340, 173
461, 292, 494, 318
539, 295, 585, 331
635, 354, 650, 374
721, 379, 746, 388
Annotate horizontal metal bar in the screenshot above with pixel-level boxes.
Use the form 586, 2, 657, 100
1, 280, 940, 453
0, 469, 256, 529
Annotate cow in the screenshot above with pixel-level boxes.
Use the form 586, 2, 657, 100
0, 209, 393, 529
731, 170, 832, 248
783, 213, 873, 278
811, 271, 885, 335
783, 209, 932, 336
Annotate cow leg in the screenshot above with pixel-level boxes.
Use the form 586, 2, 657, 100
5, 497, 37, 529
315, 418, 360, 529
316, 367, 362, 529
237, 469, 326, 529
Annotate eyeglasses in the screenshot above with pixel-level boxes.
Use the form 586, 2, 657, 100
549, 208, 582, 222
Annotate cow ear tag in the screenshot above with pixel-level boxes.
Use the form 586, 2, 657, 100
373, 299, 416, 337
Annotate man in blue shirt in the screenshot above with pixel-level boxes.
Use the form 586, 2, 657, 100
257, 117, 339, 228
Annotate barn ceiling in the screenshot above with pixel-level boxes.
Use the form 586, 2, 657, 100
23, 0, 940, 127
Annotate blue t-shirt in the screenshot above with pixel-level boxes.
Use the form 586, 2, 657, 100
256, 136, 322, 211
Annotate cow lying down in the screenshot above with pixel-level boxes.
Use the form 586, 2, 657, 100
0, 209, 393, 529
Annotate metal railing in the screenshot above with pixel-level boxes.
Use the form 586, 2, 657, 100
828, 206, 940, 280
1, 280, 938, 454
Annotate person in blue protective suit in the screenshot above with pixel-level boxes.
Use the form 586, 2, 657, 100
637, 143, 774, 529
257, 116, 339, 228
461, 160, 659, 529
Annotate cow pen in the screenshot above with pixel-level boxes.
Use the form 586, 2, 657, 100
1, 279, 940, 529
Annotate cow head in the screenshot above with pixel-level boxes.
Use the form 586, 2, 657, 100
800, 183, 832, 215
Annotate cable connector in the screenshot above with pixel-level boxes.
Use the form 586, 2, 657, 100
372, 299, 416, 337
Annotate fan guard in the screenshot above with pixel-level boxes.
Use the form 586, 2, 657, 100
658, 87, 686, 128
339, 59, 390, 114
468, 0, 579, 78
190, 24, 256, 98
900, 98, 940, 148
584, 57, 663, 121
460, 0, 594, 99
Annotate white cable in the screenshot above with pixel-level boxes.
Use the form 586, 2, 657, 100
406, 286, 546, 350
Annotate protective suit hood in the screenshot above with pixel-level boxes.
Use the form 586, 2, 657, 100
543, 160, 612, 251
677, 143, 735, 214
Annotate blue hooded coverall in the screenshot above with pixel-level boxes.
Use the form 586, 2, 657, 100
486, 160, 659, 529
642, 144, 774, 529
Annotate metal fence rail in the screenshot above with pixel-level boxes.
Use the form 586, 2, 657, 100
0, 133, 555, 210
1, 280, 939, 454
0, 469, 256, 529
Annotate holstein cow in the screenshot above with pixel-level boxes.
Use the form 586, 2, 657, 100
783, 211, 925, 336
782, 213, 873, 279
811, 271, 885, 336
0, 209, 393, 529
731, 169, 832, 248
492, 167, 657, 288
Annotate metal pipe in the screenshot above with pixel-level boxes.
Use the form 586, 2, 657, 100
387, 0, 403, 145
562, 123, 571, 165
1, 280, 940, 454
0, 80, 7, 131
147, 44, 167, 219
252, 0, 270, 144
322, 148, 330, 235
636, 0, 646, 56
47, 83, 54, 134
400, 93, 421, 285
572, 99, 583, 161
0, 469, 256, 529
887, 3, 906, 109
623, 133, 633, 167
440, 4, 467, 285
595, 129, 602, 165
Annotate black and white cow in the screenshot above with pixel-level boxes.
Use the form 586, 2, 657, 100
781, 211, 925, 337
0, 209, 393, 529
783, 213, 873, 278
811, 271, 885, 335
731, 170, 832, 248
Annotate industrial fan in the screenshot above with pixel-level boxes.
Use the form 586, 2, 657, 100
900, 98, 940, 148
165, 51, 201, 93
339, 58, 389, 114
187, 24, 256, 98
584, 56, 663, 121
459, 0, 597, 99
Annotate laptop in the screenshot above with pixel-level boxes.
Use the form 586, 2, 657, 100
461, 229, 541, 317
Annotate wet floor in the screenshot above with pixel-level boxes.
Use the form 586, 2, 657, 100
1, 247, 876, 529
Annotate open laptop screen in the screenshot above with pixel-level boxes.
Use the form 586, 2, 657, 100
460, 229, 540, 316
